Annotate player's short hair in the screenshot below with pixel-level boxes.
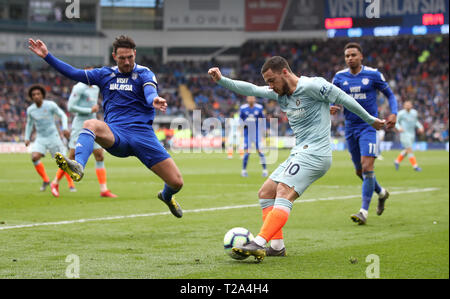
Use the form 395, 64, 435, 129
261, 56, 293, 74
112, 35, 136, 53
28, 84, 46, 99
344, 42, 363, 54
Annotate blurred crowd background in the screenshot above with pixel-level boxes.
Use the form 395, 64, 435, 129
1, 35, 448, 144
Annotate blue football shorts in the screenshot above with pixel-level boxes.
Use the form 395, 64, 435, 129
105, 123, 171, 169
345, 125, 378, 170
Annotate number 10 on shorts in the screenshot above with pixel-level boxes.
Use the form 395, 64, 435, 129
285, 162, 300, 176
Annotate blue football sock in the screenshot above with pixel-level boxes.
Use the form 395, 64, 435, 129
361, 171, 375, 210
243, 153, 250, 170
358, 171, 382, 194
162, 183, 180, 202
258, 151, 267, 170
75, 128, 95, 168
374, 177, 382, 194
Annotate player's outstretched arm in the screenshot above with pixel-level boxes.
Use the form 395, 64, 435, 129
333, 86, 385, 130
153, 97, 167, 113
208, 67, 222, 82
383, 87, 397, 129
208, 67, 278, 100
28, 38, 89, 85
310, 77, 383, 129
143, 84, 167, 113
375, 72, 398, 128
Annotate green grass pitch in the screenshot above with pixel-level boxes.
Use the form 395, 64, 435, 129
0, 150, 448, 279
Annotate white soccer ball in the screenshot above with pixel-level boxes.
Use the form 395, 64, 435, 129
223, 227, 254, 260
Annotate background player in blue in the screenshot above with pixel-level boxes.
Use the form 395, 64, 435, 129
331, 42, 398, 225
240, 96, 268, 177
28, 36, 183, 218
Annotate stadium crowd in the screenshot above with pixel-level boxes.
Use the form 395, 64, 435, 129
0, 35, 448, 144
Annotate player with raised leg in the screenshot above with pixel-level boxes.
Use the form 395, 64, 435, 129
208, 56, 385, 261
394, 100, 424, 171
331, 42, 398, 224
28, 36, 183, 217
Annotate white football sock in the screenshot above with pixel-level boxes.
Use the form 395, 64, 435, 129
271, 239, 285, 250
359, 208, 369, 219
254, 235, 267, 247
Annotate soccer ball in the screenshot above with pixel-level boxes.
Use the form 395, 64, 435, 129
223, 227, 254, 260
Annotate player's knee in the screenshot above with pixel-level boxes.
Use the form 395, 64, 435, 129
170, 175, 183, 191
93, 151, 104, 161
276, 183, 297, 202
258, 187, 275, 199
83, 119, 98, 132
31, 153, 41, 163
361, 162, 374, 173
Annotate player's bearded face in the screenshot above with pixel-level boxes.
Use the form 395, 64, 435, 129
279, 77, 290, 96
272, 76, 290, 96
114, 48, 136, 73
263, 70, 290, 96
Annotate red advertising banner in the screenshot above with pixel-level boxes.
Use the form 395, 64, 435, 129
245, 0, 288, 31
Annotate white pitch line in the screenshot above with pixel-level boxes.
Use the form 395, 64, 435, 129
0, 187, 440, 231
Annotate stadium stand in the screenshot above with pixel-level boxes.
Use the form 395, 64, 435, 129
0, 36, 448, 144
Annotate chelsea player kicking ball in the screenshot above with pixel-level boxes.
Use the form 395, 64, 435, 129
223, 227, 254, 260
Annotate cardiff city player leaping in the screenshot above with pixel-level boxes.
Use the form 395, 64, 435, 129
28, 36, 183, 218
208, 56, 385, 262
331, 42, 398, 225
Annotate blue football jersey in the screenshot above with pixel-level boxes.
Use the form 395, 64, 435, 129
332, 66, 390, 128
84, 63, 158, 126
240, 103, 264, 137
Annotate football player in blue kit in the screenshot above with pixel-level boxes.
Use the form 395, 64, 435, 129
28, 36, 183, 218
240, 96, 268, 177
331, 42, 398, 224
